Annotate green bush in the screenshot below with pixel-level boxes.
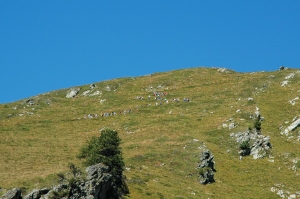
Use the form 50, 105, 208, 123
77, 128, 124, 176
254, 118, 261, 131
77, 128, 128, 198
239, 141, 250, 150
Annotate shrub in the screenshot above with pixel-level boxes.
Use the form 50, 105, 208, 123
77, 128, 128, 197
77, 128, 124, 176
239, 140, 250, 150
254, 118, 261, 131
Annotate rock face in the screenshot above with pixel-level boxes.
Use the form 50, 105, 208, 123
1, 163, 121, 199
0, 188, 21, 199
66, 88, 81, 98
198, 150, 216, 184
83, 163, 113, 199
23, 189, 42, 199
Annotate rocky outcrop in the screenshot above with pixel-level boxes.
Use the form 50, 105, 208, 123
0, 188, 21, 199
83, 163, 113, 198
1, 163, 125, 199
198, 150, 216, 184
66, 88, 80, 98
232, 130, 272, 159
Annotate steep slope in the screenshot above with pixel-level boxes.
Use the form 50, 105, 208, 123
1, 67, 300, 198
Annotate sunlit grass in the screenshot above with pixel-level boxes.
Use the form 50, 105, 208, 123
1, 67, 300, 198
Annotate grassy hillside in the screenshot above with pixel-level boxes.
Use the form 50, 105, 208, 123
1, 67, 300, 198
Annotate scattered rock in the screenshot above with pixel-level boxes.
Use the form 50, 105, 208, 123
289, 97, 299, 106
25, 99, 35, 106
66, 88, 80, 98
90, 91, 101, 96
229, 123, 236, 129
285, 73, 295, 80
99, 99, 106, 104
105, 86, 111, 91
217, 68, 229, 73
281, 80, 289, 87
82, 90, 91, 96
281, 118, 300, 136
90, 84, 96, 89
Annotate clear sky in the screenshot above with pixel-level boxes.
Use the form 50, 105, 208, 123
1, 1, 300, 103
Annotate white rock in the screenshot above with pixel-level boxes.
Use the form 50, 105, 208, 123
222, 123, 228, 128
285, 73, 295, 79
282, 80, 289, 87
105, 86, 111, 91
82, 90, 91, 96
100, 99, 106, 104
66, 88, 80, 98
271, 187, 277, 192
90, 90, 102, 96
229, 123, 236, 129
217, 68, 228, 73
282, 118, 300, 136
289, 97, 299, 106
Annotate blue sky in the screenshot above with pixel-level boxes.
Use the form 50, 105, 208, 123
1, 1, 300, 103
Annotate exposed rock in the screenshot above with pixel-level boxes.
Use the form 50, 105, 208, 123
281, 80, 289, 87
217, 68, 229, 73
1, 163, 125, 199
199, 169, 215, 185
99, 99, 106, 104
90, 91, 102, 96
105, 86, 111, 91
285, 73, 295, 80
0, 188, 21, 199
198, 150, 216, 171
281, 118, 300, 136
228, 123, 236, 129
222, 123, 228, 128
250, 135, 272, 159
83, 90, 102, 97
66, 88, 80, 98
23, 189, 41, 199
82, 90, 91, 96
25, 99, 35, 106
289, 97, 299, 106
233, 130, 272, 159
90, 84, 96, 89
198, 150, 216, 184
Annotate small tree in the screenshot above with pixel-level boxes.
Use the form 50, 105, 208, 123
77, 128, 128, 198
78, 128, 124, 175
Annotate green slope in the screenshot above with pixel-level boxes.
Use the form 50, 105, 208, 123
1, 67, 300, 198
